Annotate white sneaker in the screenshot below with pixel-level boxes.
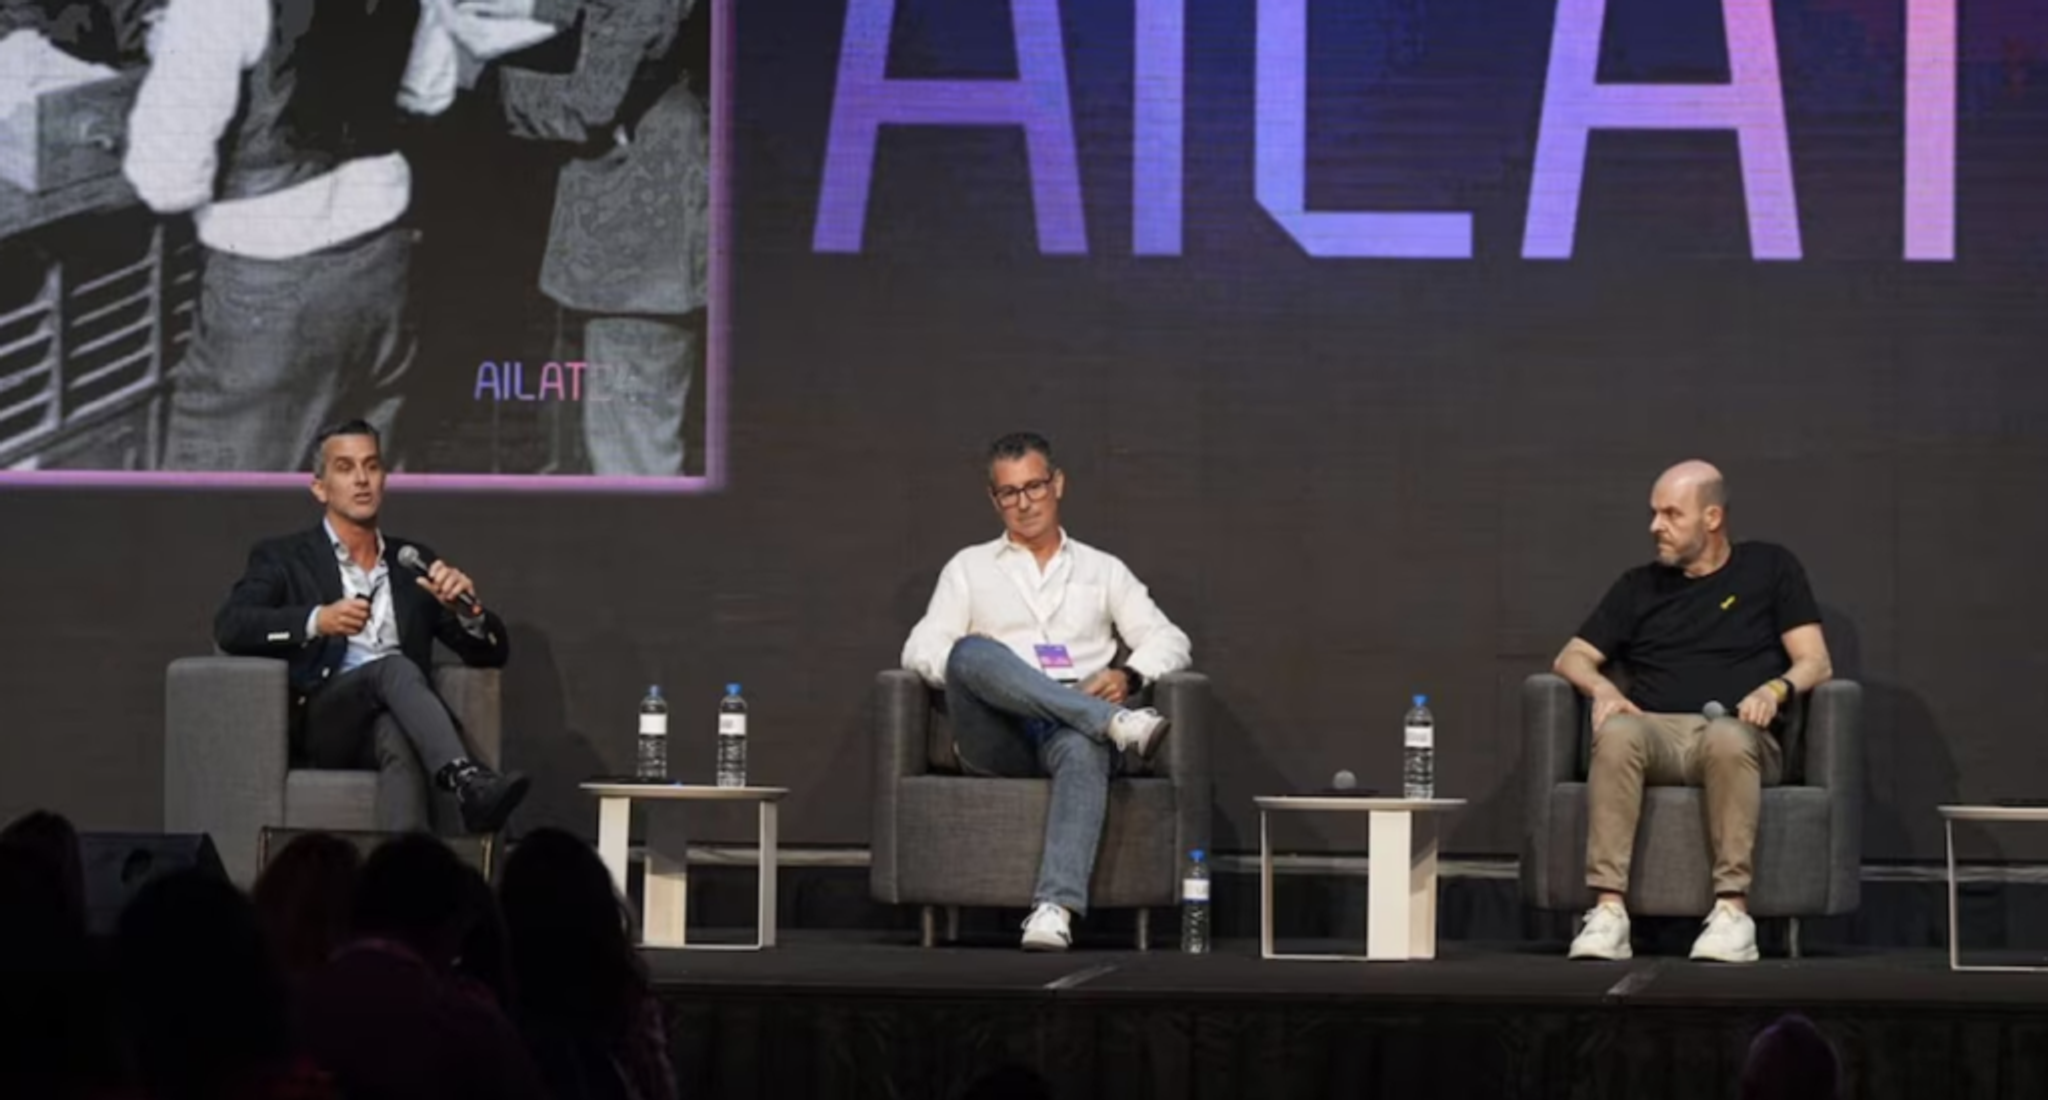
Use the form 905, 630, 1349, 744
1568, 901, 1632, 960
1020, 902, 1072, 952
1689, 899, 1760, 963
1107, 708, 1170, 759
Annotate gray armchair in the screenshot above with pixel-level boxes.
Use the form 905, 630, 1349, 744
871, 669, 1212, 949
164, 656, 502, 886
1521, 672, 1862, 949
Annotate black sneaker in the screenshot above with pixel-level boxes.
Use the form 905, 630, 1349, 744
437, 760, 530, 834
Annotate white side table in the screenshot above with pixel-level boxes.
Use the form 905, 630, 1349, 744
1938, 804, 2048, 972
1253, 796, 1467, 962
581, 782, 788, 950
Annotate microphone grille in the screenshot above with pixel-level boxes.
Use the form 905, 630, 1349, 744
1703, 701, 1726, 720
396, 545, 424, 571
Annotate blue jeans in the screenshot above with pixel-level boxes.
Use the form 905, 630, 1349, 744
162, 226, 416, 472
581, 312, 699, 476
944, 637, 1122, 916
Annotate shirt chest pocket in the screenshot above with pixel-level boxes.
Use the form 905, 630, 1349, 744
1057, 582, 1107, 625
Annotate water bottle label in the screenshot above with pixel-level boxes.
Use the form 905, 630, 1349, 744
1183, 878, 1210, 902
640, 715, 668, 736
719, 715, 747, 736
1404, 723, 1433, 749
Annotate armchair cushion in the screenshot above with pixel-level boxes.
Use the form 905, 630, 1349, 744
892, 777, 1179, 908
283, 772, 381, 832
871, 668, 1212, 911
1536, 784, 1834, 916
1520, 672, 1862, 918
166, 654, 504, 886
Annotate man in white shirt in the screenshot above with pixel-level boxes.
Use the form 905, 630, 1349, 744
122, 0, 459, 470
902, 432, 1192, 951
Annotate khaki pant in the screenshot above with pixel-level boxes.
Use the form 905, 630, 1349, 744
1585, 713, 1782, 898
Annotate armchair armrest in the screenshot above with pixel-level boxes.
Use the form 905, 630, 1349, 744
1522, 673, 1581, 785
1802, 679, 1863, 912
1520, 673, 1582, 906
1152, 671, 1213, 864
165, 656, 289, 887
870, 670, 930, 903
432, 665, 503, 768
874, 671, 929, 779
1801, 680, 1862, 792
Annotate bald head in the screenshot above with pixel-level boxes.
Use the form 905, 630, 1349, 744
1654, 460, 1727, 512
1648, 460, 1730, 573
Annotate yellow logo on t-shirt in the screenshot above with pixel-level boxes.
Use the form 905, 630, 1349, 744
1720, 595, 1737, 610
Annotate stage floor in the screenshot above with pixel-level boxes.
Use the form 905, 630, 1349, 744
646, 932, 2048, 1006
645, 934, 2048, 1099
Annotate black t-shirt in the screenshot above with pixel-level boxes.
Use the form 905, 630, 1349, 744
1576, 541, 1821, 715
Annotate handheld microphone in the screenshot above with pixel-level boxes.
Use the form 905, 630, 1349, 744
396, 545, 481, 615
1325, 769, 1377, 796
1702, 701, 1727, 720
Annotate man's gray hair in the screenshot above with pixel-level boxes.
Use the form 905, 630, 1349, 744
311, 419, 381, 475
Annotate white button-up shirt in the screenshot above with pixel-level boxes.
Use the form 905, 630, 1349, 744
122, 0, 459, 258
302, 523, 490, 675
901, 530, 1192, 688
306, 519, 400, 674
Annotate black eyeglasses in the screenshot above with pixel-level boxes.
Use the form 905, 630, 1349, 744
990, 476, 1055, 509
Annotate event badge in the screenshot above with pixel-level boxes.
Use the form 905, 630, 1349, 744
1034, 643, 1079, 683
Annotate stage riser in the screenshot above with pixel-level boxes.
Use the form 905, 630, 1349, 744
650, 864, 2048, 954
653, 995, 2048, 1100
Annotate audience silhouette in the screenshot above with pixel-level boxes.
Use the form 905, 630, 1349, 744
1741, 1013, 1842, 1100
116, 870, 329, 1099
0, 811, 699, 1100
500, 826, 678, 1100
252, 833, 362, 982
0, 840, 108, 1098
295, 831, 547, 1099
14, 809, 1864, 1100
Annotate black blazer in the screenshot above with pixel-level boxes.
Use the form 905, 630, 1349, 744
214, 525, 511, 700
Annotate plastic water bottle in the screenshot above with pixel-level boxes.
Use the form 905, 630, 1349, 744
1403, 694, 1435, 800
716, 683, 748, 788
1181, 849, 1211, 954
636, 686, 668, 780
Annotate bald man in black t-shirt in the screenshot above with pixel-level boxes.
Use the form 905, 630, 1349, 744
1553, 461, 1834, 964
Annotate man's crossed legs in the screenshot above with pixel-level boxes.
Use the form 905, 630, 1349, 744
303, 656, 529, 834
942, 637, 1168, 951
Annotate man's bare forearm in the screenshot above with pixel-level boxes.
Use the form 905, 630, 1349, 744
1771, 625, 1834, 697
1780, 653, 1832, 695
1553, 645, 1620, 700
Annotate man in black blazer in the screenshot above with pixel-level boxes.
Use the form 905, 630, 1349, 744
214, 419, 529, 833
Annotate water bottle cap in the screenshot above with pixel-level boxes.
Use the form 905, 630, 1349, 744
1190, 849, 1205, 861
1413, 694, 1428, 707
648, 686, 663, 696
727, 683, 741, 695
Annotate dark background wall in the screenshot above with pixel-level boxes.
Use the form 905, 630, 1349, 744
6, 0, 2048, 861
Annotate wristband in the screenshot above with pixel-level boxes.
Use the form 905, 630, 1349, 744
1766, 677, 1791, 702
1122, 668, 1146, 695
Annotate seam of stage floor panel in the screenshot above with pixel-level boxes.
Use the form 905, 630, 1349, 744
1605, 960, 1667, 999
1044, 963, 1120, 991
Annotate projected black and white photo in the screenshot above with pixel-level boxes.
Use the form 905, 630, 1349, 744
0, 0, 721, 486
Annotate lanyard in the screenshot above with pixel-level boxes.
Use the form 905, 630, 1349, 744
1000, 549, 1071, 643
